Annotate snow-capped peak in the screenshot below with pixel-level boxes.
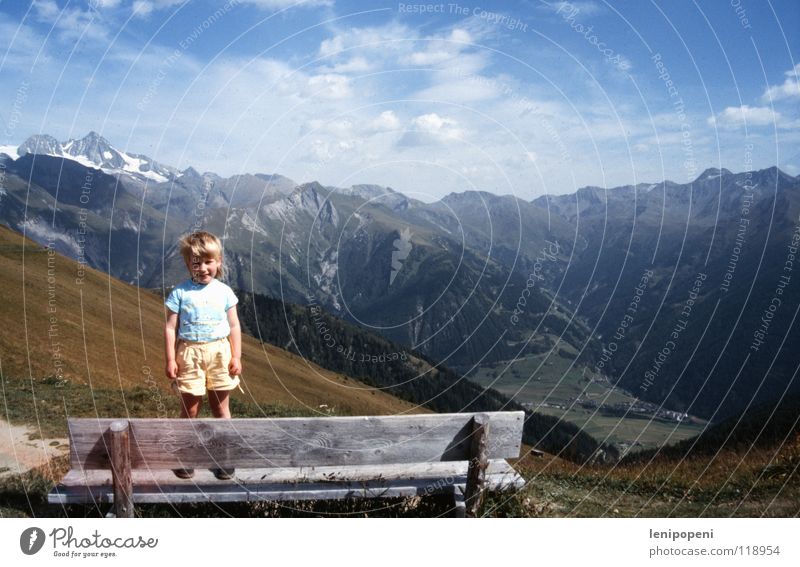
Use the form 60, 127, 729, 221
15, 132, 176, 183
18, 134, 63, 157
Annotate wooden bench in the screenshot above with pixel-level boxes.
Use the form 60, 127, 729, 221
48, 412, 525, 517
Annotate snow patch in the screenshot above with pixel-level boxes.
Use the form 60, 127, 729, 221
0, 145, 19, 159
66, 153, 101, 170
119, 153, 168, 183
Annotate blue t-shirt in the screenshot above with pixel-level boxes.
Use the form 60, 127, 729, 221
165, 278, 239, 342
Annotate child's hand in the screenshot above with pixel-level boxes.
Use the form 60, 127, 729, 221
166, 360, 178, 379
228, 356, 242, 376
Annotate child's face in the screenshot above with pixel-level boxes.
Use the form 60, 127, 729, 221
189, 255, 220, 284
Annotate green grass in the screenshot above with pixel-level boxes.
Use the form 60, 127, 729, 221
469, 351, 631, 404
0, 375, 318, 441
3, 454, 796, 518
1, 374, 795, 518
480, 441, 800, 518
469, 353, 707, 451
536, 407, 707, 451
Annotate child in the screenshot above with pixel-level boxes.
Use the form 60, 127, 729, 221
164, 231, 242, 480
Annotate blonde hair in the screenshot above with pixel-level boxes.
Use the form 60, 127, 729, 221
179, 231, 224, 279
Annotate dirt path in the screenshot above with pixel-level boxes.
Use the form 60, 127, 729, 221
0, 418, 67, 478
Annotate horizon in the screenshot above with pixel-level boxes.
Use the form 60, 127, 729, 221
0, 130, 800, 205
3, 129, 795, 205
1, 0, 798, 201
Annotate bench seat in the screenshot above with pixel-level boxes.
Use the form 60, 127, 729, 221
49, 459, 524, 505
48, 412, 526, 516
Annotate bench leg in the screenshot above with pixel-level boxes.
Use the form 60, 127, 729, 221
464, 414, 489, 517
452, 485, 466, 518
110, 421, 134, 518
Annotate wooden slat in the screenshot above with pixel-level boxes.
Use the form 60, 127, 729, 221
68, 412, 524, 469
48, 460, 524, 505
57, 459, 522, 486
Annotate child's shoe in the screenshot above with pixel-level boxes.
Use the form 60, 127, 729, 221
173, 468, 195, 479
212, 468, 235, 480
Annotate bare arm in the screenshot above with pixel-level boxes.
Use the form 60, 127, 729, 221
227, 306, 242, 375
165, 310, 179, 379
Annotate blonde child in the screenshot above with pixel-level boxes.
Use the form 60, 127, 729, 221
164, 231, 242, 479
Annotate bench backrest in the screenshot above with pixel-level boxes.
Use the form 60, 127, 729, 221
68, 412, 524, 469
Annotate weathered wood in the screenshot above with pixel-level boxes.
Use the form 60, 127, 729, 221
55, 459, 522, 489
464, 414, 489, 518
452, 485, 466, 518
52, 412, 525, 517
109, 421, 133, 518
48, 460, 524, 505
68, 412, 524, 469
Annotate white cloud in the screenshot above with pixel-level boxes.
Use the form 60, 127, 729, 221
413, 113, 458, 133
406, 49, 457, 67
449, 28, 472, 44
307, 73, 352, 99
304, 117, 354, 137
708, 105, 785, 128
298, 111, 399, 160
301, 138, 357, 163
325, 56, 373, 74
398, 113, 466, 147
319, 35, 344, 57
318, 24, 412, 58
33, 0, 60, 19
402, 28, 473, 67
132, 1, 154, 18
239, 0, 333, 9
413, 73, 501, 103
761, 64, 800, 102
32, 0, 107, 41
368, 111, 401, 132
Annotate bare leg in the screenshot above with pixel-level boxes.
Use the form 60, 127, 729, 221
208, 389, 231, 419
180, 392, 203, 418
174, 392, 203, 478
207, 389, 233, 478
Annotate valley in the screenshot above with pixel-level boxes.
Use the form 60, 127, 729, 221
467, 351, 708, 453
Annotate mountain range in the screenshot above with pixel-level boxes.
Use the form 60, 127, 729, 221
2, 131, 799, 425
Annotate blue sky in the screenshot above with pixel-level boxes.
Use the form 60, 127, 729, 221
1, 0, 798, 200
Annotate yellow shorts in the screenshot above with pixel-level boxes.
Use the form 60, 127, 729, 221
173, 337, 240, 396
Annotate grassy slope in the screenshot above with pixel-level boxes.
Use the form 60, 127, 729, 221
1, 222, 796, 517
0, 224, 423, 419
482, 435, 800, 517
